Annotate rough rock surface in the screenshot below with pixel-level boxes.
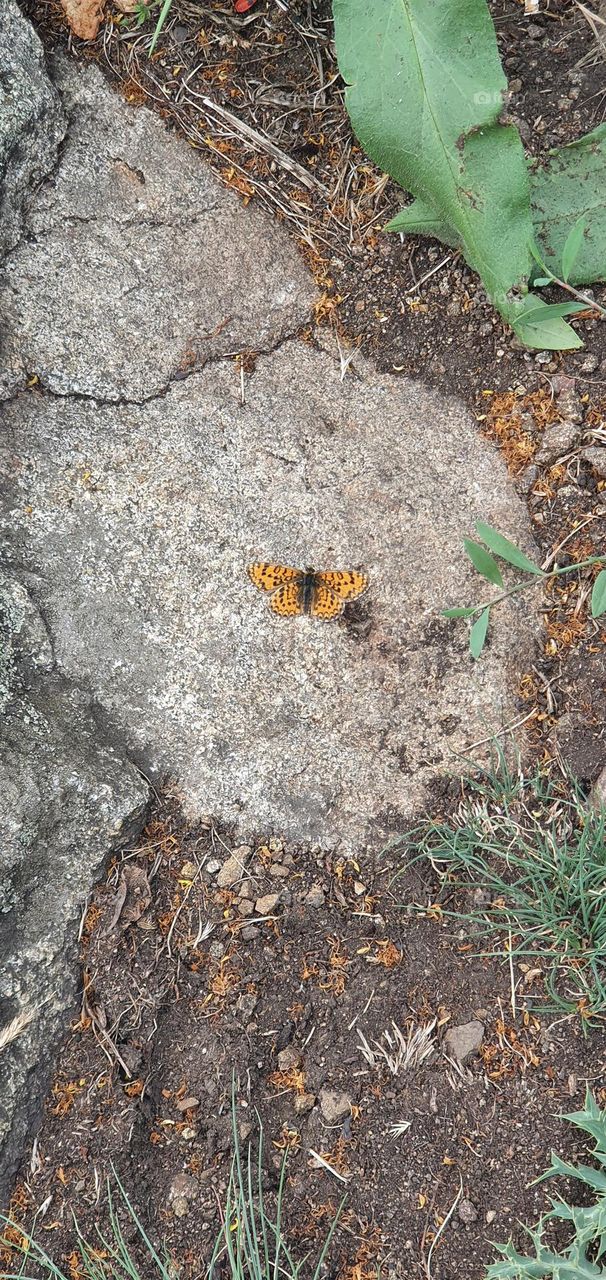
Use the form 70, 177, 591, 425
0, 57, 314, 402
1, 60, 539, 856
0, 572, 148, 1205
0, 2, 65, 262
1, 336, 538, 846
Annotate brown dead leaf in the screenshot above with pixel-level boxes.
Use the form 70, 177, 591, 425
105, 865, 152, 932
60, 0, 106, 40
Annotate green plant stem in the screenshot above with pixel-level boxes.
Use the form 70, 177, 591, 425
543, 272, 606, 320
471, 555, 605, 617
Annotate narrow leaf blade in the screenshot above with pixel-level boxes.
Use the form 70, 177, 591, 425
442, 606, 478, 619
463, 539, 504, 586
476, 523, 543, 575
591, 569, 606, 618
470, 607, 490, 660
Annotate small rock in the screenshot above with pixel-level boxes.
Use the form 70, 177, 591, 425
294, 1092, 316, 1115
535, 420, 579, 465
238, 898, 254, 917
485, 1210, 497, 1225
579, 352, 599, 373
169, 1173, 198, 1199
527, 21, 544, 37
172, 1196, 189, 1218
277, 1046, 302, 1072
180, 860, 198, 880
216, 845, 252, 889
175, 1096, 200, 1113
319, 1087, 352, 1123
237, 992, 258, 1019
206, 859, 221, 875
269, 864, 290, 878
581, 446, 606, 479
458, 1198, 478, 1225
534, 349, 551, 363
209, 941, 225, 960
180, 1126, 197, 1140
444, 1020, 484, 1064
304, 884, 325, 908
241, 925, 259, 941
255, 892, 280, 915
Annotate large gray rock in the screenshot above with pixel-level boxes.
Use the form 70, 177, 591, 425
0, 572, 148, 1205
0, 2, 65, 260
0, 58, 315, 402
0, 339, 537, 848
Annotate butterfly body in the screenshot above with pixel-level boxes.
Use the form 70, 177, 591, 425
248, 563, 369, 621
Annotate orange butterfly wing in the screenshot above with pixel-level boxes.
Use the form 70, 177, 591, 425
315, 570, 369, 601
309, 582, 345, 620
268, 581, 304, 617
248, 563, 302, 593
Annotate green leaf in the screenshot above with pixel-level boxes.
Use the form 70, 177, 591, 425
470, 607, 490, 659
463, 539, 504, 586
385, 199, 460, 247
333, 0, 543, 342
532, 276, 554, 288
591, 570, 606, 618
475, 522, 543, 575
511, 293, 584, 350
561, 215, 587, 284
442, 606, 479, 619
531, 124, 606, 287
518, 301, 587, 323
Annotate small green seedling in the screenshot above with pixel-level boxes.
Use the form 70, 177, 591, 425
444, 520, 606, 658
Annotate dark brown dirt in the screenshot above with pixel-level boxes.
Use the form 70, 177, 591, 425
5, 2, 606, 1277
3, 804, 605, 1280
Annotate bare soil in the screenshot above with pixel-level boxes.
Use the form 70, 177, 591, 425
3, 804, 605, 1280
5, 2, 606, 1277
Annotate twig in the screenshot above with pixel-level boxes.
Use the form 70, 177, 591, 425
183, 89, 328, 194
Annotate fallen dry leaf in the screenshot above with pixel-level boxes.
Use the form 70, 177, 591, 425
60, 0, 106, 40
105, 865, 152, 932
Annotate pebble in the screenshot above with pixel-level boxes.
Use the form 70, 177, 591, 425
175, 1096, 200, 1112
241, 925, 259, 941
269, 864, 290, 878
458, 1198, 478, 1225
237, 992, 258, 1019
277, 1045, 303, 1072
485, 1210, 497, 1225
579, 352, 599, 373
294, 1092, 316, 1115
304, 884, 325, 908
172, 1197, 189, 1218
535, 420, 579, 465
581, 446, 606, 479
216, 845, 252, 889
255, 892, 280, 914
319, 1087, 352, 1123
209, 941, 225, 960
206, 859, 221, 874
444, 1021, 484, 1064
237, 898, 254, 917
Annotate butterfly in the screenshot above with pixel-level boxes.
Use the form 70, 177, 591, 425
247, 563, 369, 620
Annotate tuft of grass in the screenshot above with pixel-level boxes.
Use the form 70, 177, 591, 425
393, 747, 606, 1022
209, 1092, 344, 1279
485, 1088, 606, 1278
0, 1169, 174, 1280
0, 1092, 342, 1280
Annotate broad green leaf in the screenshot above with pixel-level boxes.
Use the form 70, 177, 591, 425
470, 606, 490, 659
591, 570, 606, 618
517, 301, 587, 323
475, 522, 543, 575
463, 539, 504, 586
442, 606, 478, 619
561, 215, 587, 283
332, 0, 577, 349
531, 124, 606, 287
532, 276, 553, 288
385, 199, 460, 247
